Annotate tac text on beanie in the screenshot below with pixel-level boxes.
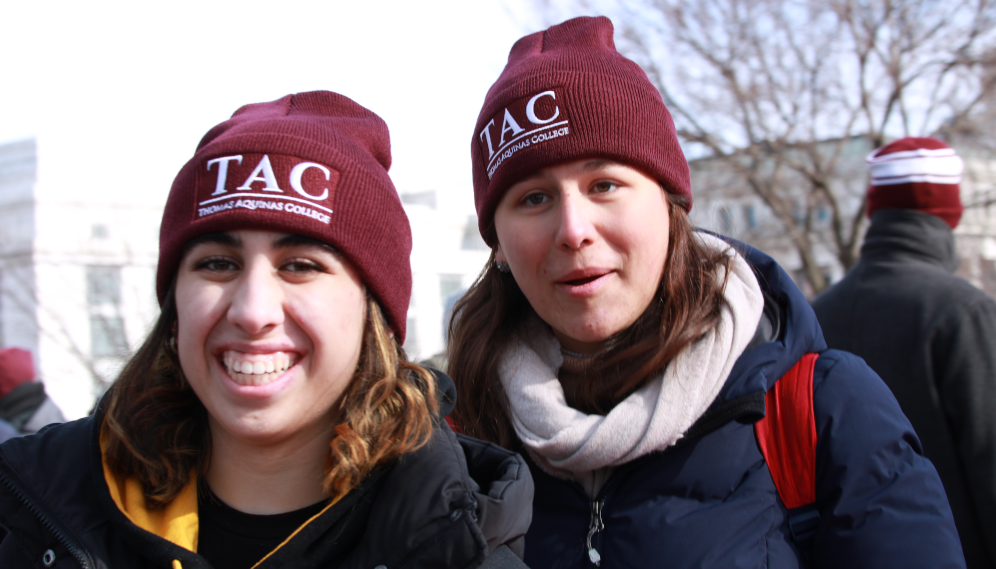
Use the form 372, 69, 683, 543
470, 16, 691, 246
866, 137, 964, 229
157, 91, 413, 342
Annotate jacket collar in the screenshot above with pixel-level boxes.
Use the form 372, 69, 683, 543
860, 209, 959, 273
89, 400, 387, 569
712, 234, 827, 402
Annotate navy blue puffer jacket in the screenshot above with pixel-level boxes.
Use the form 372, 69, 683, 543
523, 241, 965, 569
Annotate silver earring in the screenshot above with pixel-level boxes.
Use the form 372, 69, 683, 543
167, 323, 178, 354
495, 260, 510, 273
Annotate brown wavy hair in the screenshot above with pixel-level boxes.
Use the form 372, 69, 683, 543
103, 287, 437, 509
448, 193, 732, 447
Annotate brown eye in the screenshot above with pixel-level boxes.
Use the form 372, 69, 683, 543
523, 193, 549, 206
282, 260, 324, 274
592, 181, 618, 194
194, 257, 238, 272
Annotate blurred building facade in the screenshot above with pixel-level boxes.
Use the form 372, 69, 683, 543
0, 138, 161, 419
400, 190, 491, 362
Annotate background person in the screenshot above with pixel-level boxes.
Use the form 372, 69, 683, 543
0, 347, 65, 439
0, 91, 532, 569
448, 16, 965, 568
813, 137, 996, 569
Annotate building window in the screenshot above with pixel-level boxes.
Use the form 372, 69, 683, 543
87, 266, 127, 358
90, 315, 128, 357
87, 266, 121, 305
439, 275, 462, 306
717, 205, 734, 235
462, 216, 489, 251
400, 190, 437, 209
403, 316, 419, 356
744, 205, 757, 230
816, 204, 829, 222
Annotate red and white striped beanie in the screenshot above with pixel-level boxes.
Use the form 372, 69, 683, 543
866, 137, 964, 228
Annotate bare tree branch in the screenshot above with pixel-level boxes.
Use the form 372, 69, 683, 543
541, 0, 996, 294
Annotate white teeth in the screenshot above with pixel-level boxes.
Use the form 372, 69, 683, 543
222, 350, 297, 387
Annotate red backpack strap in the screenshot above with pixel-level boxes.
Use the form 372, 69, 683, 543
445, 415, 461, 433
754, 352, 819, 509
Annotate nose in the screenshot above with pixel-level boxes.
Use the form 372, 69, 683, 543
226, 257, 284, 335
555, 190, 597, 251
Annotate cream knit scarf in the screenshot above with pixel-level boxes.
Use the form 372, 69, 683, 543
499, 233, 763, 484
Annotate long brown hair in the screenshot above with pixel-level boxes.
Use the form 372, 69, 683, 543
448, 193, 732, 447
103, 288, 437, 509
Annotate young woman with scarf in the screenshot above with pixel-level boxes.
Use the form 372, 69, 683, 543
449, 16, 965, 569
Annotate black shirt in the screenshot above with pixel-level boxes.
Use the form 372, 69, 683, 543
198, 487, 328, 569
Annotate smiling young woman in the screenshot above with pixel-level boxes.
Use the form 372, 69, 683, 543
448, 15, 966, 569
0, 91, 532, 569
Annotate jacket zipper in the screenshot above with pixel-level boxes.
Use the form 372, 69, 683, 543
569, 457, 653, 567
586, 499, 605, 566
0, 466, 96, 569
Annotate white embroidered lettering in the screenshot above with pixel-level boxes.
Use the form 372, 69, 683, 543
499, 109, 524, 146
526, 91, 560, 125
236, 155, 282, 192
206, 155, 243, 196
288, 162, 331, 201
479, 118, 497, 159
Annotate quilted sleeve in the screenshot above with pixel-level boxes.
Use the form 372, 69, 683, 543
810, 350, 965, 569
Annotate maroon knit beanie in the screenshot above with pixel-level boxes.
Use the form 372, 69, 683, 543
0, 347, 35, 399
471, 16, 691, 245
158, 91, 413, 342
866, 137, 964, 229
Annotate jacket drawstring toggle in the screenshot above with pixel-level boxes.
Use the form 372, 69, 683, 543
587, 500, 604, 566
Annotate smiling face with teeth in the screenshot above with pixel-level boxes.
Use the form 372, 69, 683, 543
174, 230, 367, 447
494, 159, 670, 354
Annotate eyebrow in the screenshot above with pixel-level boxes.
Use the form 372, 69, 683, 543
182, 232, 337, 256
580, 159, 618, 173
183, 232, 240, 253
272, 234, 339, 255
517, 159, 621, 184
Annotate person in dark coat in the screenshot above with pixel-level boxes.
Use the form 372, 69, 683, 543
813, 137, 996, 569
447, 16, 966, 568
0, 91, 533, 569
0, 347, 65, 436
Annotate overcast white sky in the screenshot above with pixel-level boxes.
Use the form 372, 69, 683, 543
0, 0, 555, 212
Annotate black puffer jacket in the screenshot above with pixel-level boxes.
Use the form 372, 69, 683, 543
0, 373, 533, 569
813, 209, 996, 569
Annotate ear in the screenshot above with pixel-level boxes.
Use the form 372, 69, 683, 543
387, 330, 395, 339
494, 244, 507, 265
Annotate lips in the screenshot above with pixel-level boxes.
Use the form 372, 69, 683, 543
554, 267, 614, 297
557, 268, 611, 285
221, 350, 298, 387
562, 275, 602, 286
